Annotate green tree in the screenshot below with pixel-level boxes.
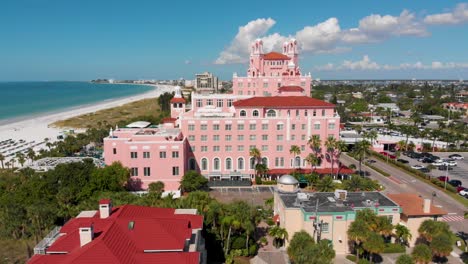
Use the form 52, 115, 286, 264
324, 136, 337, 176
16, 153, 26, 167
394, 224, 412, 246
179, 171, 208, 193
417, 219, 450, 243
411, 244, 432, 264
249, 147, 262, 176
396, 254, 414, 264
343, 176, 364, 191
352, 140, 372, 174
0, 154, 4, 169
287, 231, 315, 264
147, 181, 165, 201
289, 145, 301, 169
85, 162, 130, 194
26, 148, 36, 164
308, 135, 322, 160
316, 176, 335, 192
305, 153, 321, 173
362, 232, 385, 263
268, 225, 289, 248
430, 233, 453, 259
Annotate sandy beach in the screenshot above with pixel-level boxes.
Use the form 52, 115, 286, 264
0, 84, 175, 161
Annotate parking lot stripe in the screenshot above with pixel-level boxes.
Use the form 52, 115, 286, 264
441, 215, 466, 222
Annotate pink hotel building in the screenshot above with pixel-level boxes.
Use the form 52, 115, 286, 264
104, 39, 341, 194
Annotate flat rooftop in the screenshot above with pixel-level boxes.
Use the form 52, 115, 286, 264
278, 191, 399, 213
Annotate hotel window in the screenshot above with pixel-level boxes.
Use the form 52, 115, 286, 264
172, 166, 179, 176
321, 223, 329, 233
225, 124, 232, 130
263, 82, 268, 88
240, 110, 247, 117
275, 157, 285, 167
207, 99, 213, 106
227, 99, 233, 107
188, 135, 195, 141
249, 124, 256, 130
201, 124, 207, 130
277, 135, 284, 141
276, 145, 283, 151
188, 124, 195, 131
201, 146, 208, 152
267, 110, 276, 117
322, 109, 326, 116
225, 145, 232, 151
301, 135, 306, 140
159, 151, 166, 158
250, 158, 256, 170
301, 145, 305, 151
277, 82, 281, 88
213, 158, 220, 170
143, 167, 151, 176
276, 123, 284, 130
238, 82, 243, 88
305, 110, 308, 116
213, 135, 220, 141
291, 124, 296, 130
217, 99, 223, 107
291, 135, 296, 140
225, 135, 232, 141
130, 152, 138, 159
249, 145, 256, 150
262, 135, 268, 141
237, 124, 244, 130
262, 124, 269, 130
238, 145, 244, 151
253, 110, 259, 117
248, 82, 251, 87
301, 124, 306, 130
262, 145, 268, 151
237, 135, 244, 141
213, 124, 220, 130
196, 99, 203, 107
314, 124, 321, 130
213, 146, 220, 152
172, 151, 179, 158
201, 158, 208, 170
143, 152, 150, 158
247, 91, 251, 95
237, 157, 244, 170
131, 167, 138, 176
113, 148, 117, 155
201, 135, 208, 141
191, 146, 196, 152
328, 123, 335, 130
300, 81, 306, 87
226, 158, 232, 170
296, 110, 300, 117
313, 110, 317, 116
249, 135, 256, 141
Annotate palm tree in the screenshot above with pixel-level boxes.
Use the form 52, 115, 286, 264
348, 220, 370, 261
0, 153, 4, 169
26, 148, 36, 164
10, 158, 15, 168
308, 135, 322, 158
305, 153, 321, 173
417, 219, 450, 243
334, 140, 348, 178
352, 140, 372, 175
394, 224, 412, 246
5, 161, 10, 169
365, 130, 378, 145
430, 233, 453, 259
289, 145, 301, 170
269, 225, 289, 248
343, 176, 363, 191
362, 232, 385, 263
316, 176, 335, 192
221, 215, 241, 254
249, 147, 261, 175
16, 152, 26, 167
324, 136, 337, 176
396, 140, 407, 152
396, 254, 414, 264
411, 244, 432, 264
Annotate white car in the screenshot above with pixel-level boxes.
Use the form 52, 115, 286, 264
449, 154, 464, 160
459, 189, 468, 196
445, 160, 458, 167
432, 161, 445, 166
411, 165, 424, 170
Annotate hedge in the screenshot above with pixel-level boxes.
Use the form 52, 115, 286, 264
382, 243, 406, 253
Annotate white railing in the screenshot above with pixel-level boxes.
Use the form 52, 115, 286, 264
33, 226, 62, 255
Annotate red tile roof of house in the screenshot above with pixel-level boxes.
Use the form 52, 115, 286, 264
99, 199, 111, 205
170, 97, 186, 103
29, 205, 203, 264
163, 117, 177, 123
278, 86, 304, 92
263, 52, 290, 60
387, 193, 447, 217
233, 96, 335, 108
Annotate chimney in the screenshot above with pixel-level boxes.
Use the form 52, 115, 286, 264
79, 224, 94, 247
99, 199, 112, 219
423, 198, 431, 213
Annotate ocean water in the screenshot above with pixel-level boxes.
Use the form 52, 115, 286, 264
0, 82, 153, 122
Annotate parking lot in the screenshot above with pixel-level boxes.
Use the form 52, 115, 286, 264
209, 186, 275, 206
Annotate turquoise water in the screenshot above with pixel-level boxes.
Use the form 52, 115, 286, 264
0, 82, 153, 122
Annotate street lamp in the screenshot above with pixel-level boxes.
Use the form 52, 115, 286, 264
444, 163, 449, 190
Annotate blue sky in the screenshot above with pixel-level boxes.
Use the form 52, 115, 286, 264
0, 0, 467, 81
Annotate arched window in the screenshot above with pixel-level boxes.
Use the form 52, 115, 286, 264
295, 157, 301, 167
267, 110, 276, 117
250, 157, 256, 170
240, 110, 247, 117
189, 158, 196, 171
201, 158, 208, 171
226, 158, 232, 170
253, 110, 259, 117
262, 157, 268, 166
237, 157, 244, 170
214, 158, 220, 171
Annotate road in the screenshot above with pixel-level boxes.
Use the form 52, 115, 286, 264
340, 153, 468, 233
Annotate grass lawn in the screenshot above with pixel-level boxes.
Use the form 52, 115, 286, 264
51, 98, 161, 129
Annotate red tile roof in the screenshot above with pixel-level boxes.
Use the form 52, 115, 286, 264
29, 205, 203, 264
99, 199, 111, 205
387, 193, 447, 217
163, 117, 177, 123
278, 86, 304, 92
263, 52, 290, 60
171, 97, 186, 103
233, 96, 335, 108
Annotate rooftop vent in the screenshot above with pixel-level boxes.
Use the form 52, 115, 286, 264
297, 192, 309, 201
334, 190, 347, 200
327, 197, 336, 203
128, 221, 135, 230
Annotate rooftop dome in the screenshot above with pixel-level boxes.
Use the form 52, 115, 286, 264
278, 174, 298, 185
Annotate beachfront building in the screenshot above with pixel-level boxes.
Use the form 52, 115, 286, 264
195, 72, 219, 94
104, 39, 341, 193
30, 199, 206, 264
273, 175, 401, 254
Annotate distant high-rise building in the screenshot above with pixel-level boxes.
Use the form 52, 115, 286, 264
195, 72, 218, 94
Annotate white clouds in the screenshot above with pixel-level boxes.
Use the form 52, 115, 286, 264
295, 18, 342, 53
314, 56, 468, 71
424, 3, 468, 25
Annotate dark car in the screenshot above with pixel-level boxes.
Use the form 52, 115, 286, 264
366, 159, 376, 163
421, 152, 433, 158
397, 159, 409, 164
438, 165, 453, 171
438, 176, 450, 182
420, 157, 434, 163
419, 168, 430, 173
448, 180, 462, 187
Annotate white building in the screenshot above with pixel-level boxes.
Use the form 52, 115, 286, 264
195, 72, 219, 94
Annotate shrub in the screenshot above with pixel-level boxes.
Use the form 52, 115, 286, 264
249, 244, 258, 256
346, 255, 357, 262
261, 180, 277, 185
255, 176, 262, 185
231, 236, 246, 250
357, 259, 371, 264
382, 243, 406, 253
266, 218, 275, 226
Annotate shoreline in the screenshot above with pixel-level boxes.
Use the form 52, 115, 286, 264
0, 84, 175, 161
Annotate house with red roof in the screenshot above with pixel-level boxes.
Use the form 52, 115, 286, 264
29, 199, 206, 264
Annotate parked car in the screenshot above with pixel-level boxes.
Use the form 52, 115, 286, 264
433, 161, 445, 166
366, 159, 376, 163
388, 154, 397, 159
437, 176, 450, 182
449, 154, 464, 160
397, 159, 409, 164
411, 165, 424, 170
419, 157, 434, 163
445, 160, 458, 167
419, 168, 430, 173
457, 186, 466, 193
379, 152, 388, 156
438, 165, 454, 171
448, 180, 462, 187
459, 188, 468, 196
